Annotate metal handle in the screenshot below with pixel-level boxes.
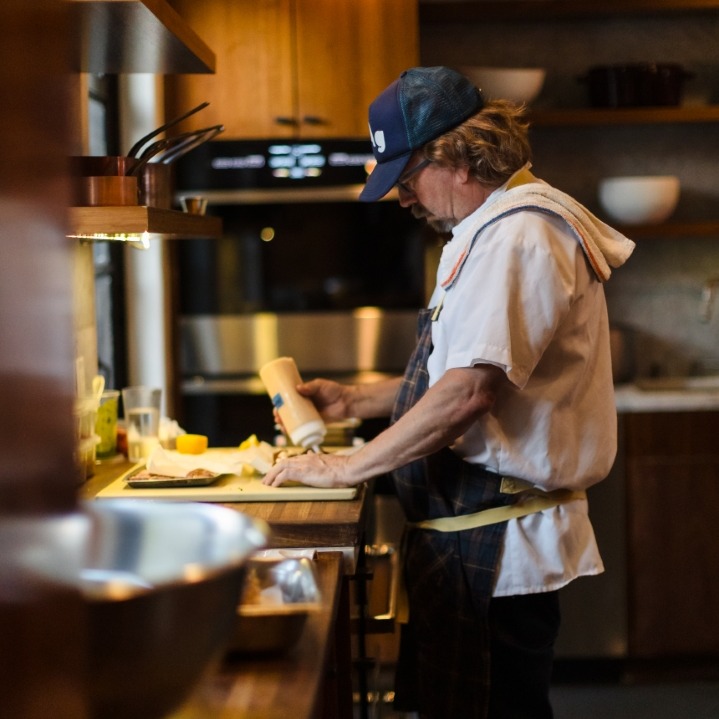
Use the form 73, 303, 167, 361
274, 116, 299, 126
302, 115, 325, 126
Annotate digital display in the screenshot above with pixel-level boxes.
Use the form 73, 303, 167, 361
179, 139, 375, 189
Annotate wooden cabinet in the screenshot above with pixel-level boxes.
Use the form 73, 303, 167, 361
624, 411, 719, 658
165, 0, 419, 139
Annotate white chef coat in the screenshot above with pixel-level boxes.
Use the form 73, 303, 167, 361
427, 182, 615, 596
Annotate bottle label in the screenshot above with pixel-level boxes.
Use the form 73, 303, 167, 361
271, 392, 284, 409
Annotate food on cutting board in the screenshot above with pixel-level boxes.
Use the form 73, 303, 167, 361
176, 433, 209, 454
132, 468, 216, 480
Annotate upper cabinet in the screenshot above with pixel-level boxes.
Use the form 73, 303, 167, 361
164, 0, 420, 139
419, 0, 719, 22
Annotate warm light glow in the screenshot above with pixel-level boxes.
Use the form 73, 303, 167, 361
260, 226, 275, 242
66, 231, 152, 249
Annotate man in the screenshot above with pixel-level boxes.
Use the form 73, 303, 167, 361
263, 66, 635, 718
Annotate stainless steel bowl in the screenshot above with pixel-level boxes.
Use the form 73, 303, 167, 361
80, 500, 269, 719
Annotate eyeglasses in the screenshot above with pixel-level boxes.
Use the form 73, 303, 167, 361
396, 158, 431, 194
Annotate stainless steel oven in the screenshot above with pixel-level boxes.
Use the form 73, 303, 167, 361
173, 139, 432, 446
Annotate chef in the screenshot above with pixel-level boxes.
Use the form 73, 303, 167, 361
263, 66, 635, 718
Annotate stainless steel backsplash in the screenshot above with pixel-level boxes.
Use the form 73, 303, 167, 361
180, 309, 420, 379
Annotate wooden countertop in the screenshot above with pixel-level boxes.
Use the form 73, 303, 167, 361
169, 551, 352, 719
82, 460, 362, 719
82, 456, 370, 550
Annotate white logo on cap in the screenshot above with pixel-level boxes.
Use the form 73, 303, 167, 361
371, 129, 386, 154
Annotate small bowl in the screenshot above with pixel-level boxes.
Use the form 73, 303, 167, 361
228, 557, 321, 655
598, 175, 680, 225
459, 66, 546, 105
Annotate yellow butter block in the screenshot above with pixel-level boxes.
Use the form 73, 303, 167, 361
176, 434, 208, 455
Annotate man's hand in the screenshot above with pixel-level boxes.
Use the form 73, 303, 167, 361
262, 450, 362, 489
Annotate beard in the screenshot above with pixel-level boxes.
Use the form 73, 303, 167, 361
411, 204, 455, 234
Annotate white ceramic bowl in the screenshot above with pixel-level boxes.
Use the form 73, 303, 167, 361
598, 175, 680, 225
459, 67, 546, 105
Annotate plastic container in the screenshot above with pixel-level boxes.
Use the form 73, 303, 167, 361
259, 357, 326, 450
95, 390, 120, 458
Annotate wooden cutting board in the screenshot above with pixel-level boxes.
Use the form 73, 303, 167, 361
95, 471, 358, 502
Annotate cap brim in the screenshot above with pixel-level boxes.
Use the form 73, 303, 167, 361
359, 152, 412, 202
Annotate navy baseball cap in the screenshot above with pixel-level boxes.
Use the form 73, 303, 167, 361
359, 66, 484, 202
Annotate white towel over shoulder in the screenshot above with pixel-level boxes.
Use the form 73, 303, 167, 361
440, 180, 636, 288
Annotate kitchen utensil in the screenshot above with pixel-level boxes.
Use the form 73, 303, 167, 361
97, 460, 359, 501
157, 125, 224, 164
129, 125, 224, 177
79, 499, 268, 719
126, 100, 210, 159
598, 175, 680, 225
459, 66, 546, 104
92, 374, 105, 403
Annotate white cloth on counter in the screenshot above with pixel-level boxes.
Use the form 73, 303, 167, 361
146, 444, 275, 477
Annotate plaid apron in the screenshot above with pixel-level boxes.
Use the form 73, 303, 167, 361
390, 308, 518, 719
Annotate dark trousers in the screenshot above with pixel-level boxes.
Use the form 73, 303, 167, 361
488, 590, 560, 719
395, 590, 560, 718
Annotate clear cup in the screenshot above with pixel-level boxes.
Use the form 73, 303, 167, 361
259, 357, 326, 449
122, 386, 162, 462
95, 389, 120, 458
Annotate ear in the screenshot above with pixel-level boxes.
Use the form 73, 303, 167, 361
455, 165, 471, 185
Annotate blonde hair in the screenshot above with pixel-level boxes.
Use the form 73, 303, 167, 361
423, 100, 532, 187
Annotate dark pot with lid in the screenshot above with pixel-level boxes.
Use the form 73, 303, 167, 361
579, 63, 694, 108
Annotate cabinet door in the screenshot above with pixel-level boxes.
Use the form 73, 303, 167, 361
294, 0, 419, 137
625, 412, 719, 658
166, 0, 296, 138
166, 0, 418, 139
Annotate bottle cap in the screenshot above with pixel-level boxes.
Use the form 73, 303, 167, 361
289, 419, 326, 449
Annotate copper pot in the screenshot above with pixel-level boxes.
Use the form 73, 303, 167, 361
69, 155, 141, 177
78, 176, 139, 206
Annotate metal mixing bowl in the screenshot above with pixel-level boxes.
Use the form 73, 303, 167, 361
79, 500, 269, 719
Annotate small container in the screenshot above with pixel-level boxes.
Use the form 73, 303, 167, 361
95, 390, 120, 458
180, 196, 208, 215
76, 435, 100, 482
229, 557, 321, 655
259, 357, 326, 449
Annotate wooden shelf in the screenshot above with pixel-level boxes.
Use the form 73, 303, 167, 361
419, 0, 719, 23
69, 0, 215, 74
68, 206, 222, 239
615, 221, 719, 238
529, 105, 719, 127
